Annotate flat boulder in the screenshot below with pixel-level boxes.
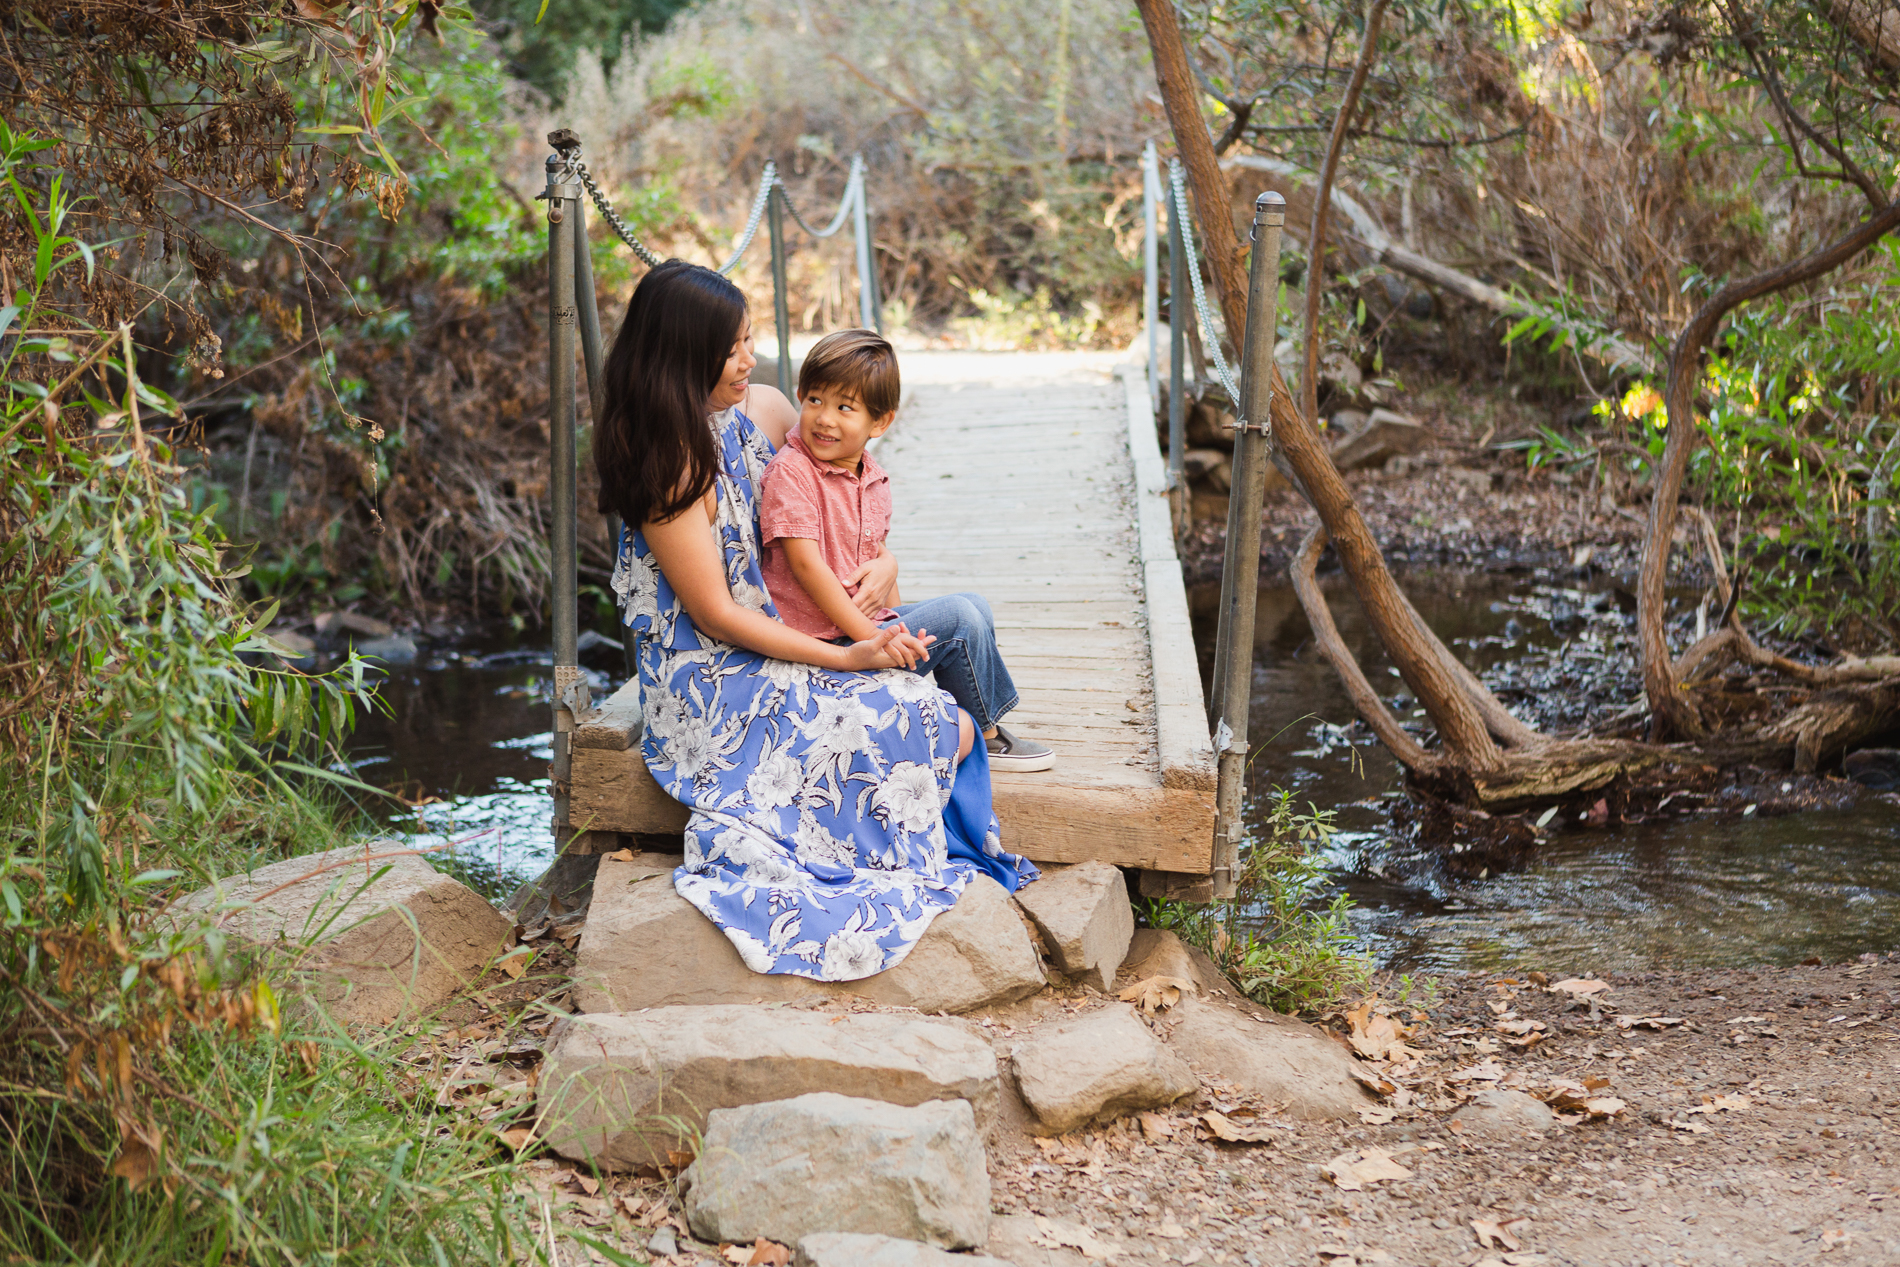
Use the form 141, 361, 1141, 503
797, 1233, 1014, 1267
574, 861, 1042, 1015
174, 843, 511, 1026
1010, 1003, 1197, 1134
682, 1093, 990, 1249
536, 1006, 1002, 1167
1162, 996, 1369, 1121
1012, 861, 1134, 992
1330, 407, 1428, 472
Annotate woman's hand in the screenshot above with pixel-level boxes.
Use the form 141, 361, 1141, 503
843, 547, 900, 615
841, 623, 935, 671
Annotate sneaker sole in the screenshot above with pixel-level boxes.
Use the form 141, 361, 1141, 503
988, 751, 1056, 773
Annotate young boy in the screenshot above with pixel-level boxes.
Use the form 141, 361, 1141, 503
758, 329, 1054, 772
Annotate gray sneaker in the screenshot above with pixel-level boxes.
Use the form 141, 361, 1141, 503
986, 724, 1055, 772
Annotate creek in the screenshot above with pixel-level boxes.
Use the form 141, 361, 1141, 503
341, 570, 1900, 973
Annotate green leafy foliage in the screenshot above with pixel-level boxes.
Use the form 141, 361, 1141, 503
1142, 789, 1372, 1014
0, 131, 537, 1264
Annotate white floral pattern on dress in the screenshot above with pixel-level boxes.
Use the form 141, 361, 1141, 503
614, 405, 1038, 982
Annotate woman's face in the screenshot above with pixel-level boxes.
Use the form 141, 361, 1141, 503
709, 313, 756, 410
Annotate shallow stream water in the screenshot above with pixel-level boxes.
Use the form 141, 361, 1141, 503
342, 571, 1899, 972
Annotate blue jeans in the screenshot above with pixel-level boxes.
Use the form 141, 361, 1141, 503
837, 592, 1018, 731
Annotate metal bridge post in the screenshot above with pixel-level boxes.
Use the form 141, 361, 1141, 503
573, 193, 606, 425
768, 180, 793, 397
851, 158, 881, 332
1142, 142, 1160, 416
1209, 191, 1287, 898
544, 148, 584, 850
1167, 163, 1187, 522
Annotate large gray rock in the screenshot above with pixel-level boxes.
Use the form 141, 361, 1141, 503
682, 1093, 990, 1249
175, 843, 511, 1026
574, 861, 1043, 1015
1010, 1004, 1197, 1134
1330, 407, 1428, 472
1118, 928, 1232, 996
1012, 861, 1133, 993
797, 1233, 1015, 1267
536, 1006, 1002, 1167
1451, 1087, 1557, 1138
1163, 995, 1369, 1121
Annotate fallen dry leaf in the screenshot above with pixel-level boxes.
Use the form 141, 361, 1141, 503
1028, 1216, 1111, 1260
1493, 1018, 1546, 1036
1615, 1014, 1684, 1030
1118, 975, 1198, 1014
746, 1240, 793, 1265
1358, 1105, 1398, 1125
1473, 1218, 1528, 1251
496, 946, 533, 980
493, 1125, 534, 1152
1550, 978, 1611, 997
1666, 1117, 1713, 1134
1350, 1067, 1398, 1097
603, 848, 636, 862
1137, 1111, 1175, 1141
1155, 1219, 1188, 1239
1821, 1229, 1850, 1251
1202, 1110, 1276, 1144
107, 1137, 159, 1191
1343, 998, 1426, 1062
1448, 1060, 1507, 1083
1322, 1147, 1413, 1191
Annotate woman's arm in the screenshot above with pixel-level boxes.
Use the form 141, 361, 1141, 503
644, 500, 915, 670
742, 383, 800, 450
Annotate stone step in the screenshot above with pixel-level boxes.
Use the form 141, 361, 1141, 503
536, 1005, 1002, 1167
572, 855, 1044, 1015
1012, 860, 1134, 991
1009, 1003, 1198, 1134
681, 1093, 991, 1249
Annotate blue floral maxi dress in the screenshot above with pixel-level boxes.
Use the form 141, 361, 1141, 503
611, 405, 1039, 982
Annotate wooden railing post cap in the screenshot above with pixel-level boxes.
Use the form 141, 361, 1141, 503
1253, 191, 1285, 226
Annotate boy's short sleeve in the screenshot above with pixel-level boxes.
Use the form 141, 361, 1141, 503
758, 449, 824, 545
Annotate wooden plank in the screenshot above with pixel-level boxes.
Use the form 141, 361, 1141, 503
1118, 365, 1218, 793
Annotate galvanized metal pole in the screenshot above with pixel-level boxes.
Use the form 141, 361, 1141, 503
768, 182, 793, 396
1167, 166, 1187, 502
1208, 191, 1287, 897
545, 151, 583, 848
851, 159, 880, 331
1142, 142, 1160, 415
572, 195, 606, 425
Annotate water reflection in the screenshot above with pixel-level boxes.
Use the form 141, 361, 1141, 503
342, 632, 622, 898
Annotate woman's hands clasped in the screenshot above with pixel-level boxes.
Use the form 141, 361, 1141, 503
840, 622, 935, 671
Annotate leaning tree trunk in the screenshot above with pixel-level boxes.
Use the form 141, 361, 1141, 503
1136, 0, 1504, 770
1636, 199, 1900, 740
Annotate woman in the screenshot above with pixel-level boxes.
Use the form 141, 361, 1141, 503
598, 260, 1038, 982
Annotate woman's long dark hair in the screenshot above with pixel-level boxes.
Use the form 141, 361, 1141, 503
594, 260, 747, 528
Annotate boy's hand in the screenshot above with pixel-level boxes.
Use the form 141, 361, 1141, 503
843, 550, 900, 615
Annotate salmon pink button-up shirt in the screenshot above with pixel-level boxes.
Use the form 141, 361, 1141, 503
758, 426, 897, 641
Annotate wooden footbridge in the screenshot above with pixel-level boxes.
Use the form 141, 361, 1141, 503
566, 352, 1218, 887
541, 135, 1283, 896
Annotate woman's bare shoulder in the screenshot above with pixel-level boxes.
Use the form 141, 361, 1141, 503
743, 383, 799, 447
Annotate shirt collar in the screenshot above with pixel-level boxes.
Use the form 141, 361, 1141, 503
787, 426, 888, 487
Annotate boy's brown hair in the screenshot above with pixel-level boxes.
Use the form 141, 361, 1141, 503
796, 328, 901, 419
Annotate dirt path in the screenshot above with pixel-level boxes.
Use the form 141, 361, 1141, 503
980, 960, 1900, 1267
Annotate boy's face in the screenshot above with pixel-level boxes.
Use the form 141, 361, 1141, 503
798, 382, 894, 471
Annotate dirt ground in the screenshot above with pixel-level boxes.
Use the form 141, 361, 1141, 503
452, 953, 1900, 1267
